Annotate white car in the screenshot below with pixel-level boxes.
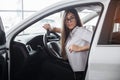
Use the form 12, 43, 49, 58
0, 0, 120, 80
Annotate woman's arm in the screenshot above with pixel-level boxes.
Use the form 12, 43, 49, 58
68, 44, 90, 53
43, 23, 61, 33
52, 27, 62, 33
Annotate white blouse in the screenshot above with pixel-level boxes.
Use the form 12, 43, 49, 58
65, 26, 92, 72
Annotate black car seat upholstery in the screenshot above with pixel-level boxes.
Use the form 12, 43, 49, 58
10, 41, 29, 78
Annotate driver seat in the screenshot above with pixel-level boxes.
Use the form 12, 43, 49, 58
47, 41, 62, 58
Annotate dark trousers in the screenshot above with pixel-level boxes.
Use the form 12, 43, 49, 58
41, 58, 75, 80
74, 71, 84, 80
41, 58, 85, 80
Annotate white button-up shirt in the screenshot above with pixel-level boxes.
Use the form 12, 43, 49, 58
65, 26, 92, 72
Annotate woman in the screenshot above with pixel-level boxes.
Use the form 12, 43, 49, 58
42, 8, 92, 80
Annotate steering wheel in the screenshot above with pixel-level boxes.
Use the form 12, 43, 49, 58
43, 30, 62, 58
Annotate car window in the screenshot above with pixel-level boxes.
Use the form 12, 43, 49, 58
77, 5, 101, 32
21, 12, 62, 35
14, 12, 62, 43
110, 2, 120, 44
98, 1, 120, 45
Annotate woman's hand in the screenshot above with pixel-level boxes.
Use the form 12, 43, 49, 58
69, 44, 81, 53
69, 44, 90, 53
43, 23, 52, 31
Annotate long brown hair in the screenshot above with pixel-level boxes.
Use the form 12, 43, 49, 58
61, 8, 83, 59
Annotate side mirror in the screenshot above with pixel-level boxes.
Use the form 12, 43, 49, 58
0, 29, 6, 45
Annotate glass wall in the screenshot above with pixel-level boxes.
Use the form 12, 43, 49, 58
0, 0, 62, 32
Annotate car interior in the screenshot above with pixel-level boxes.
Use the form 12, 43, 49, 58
0, 18, 8, 80
110, 3, 120, 44
98, 2, 120, 45
9, 3, 102, 80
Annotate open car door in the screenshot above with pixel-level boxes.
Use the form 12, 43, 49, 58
0, 17, 8, 80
